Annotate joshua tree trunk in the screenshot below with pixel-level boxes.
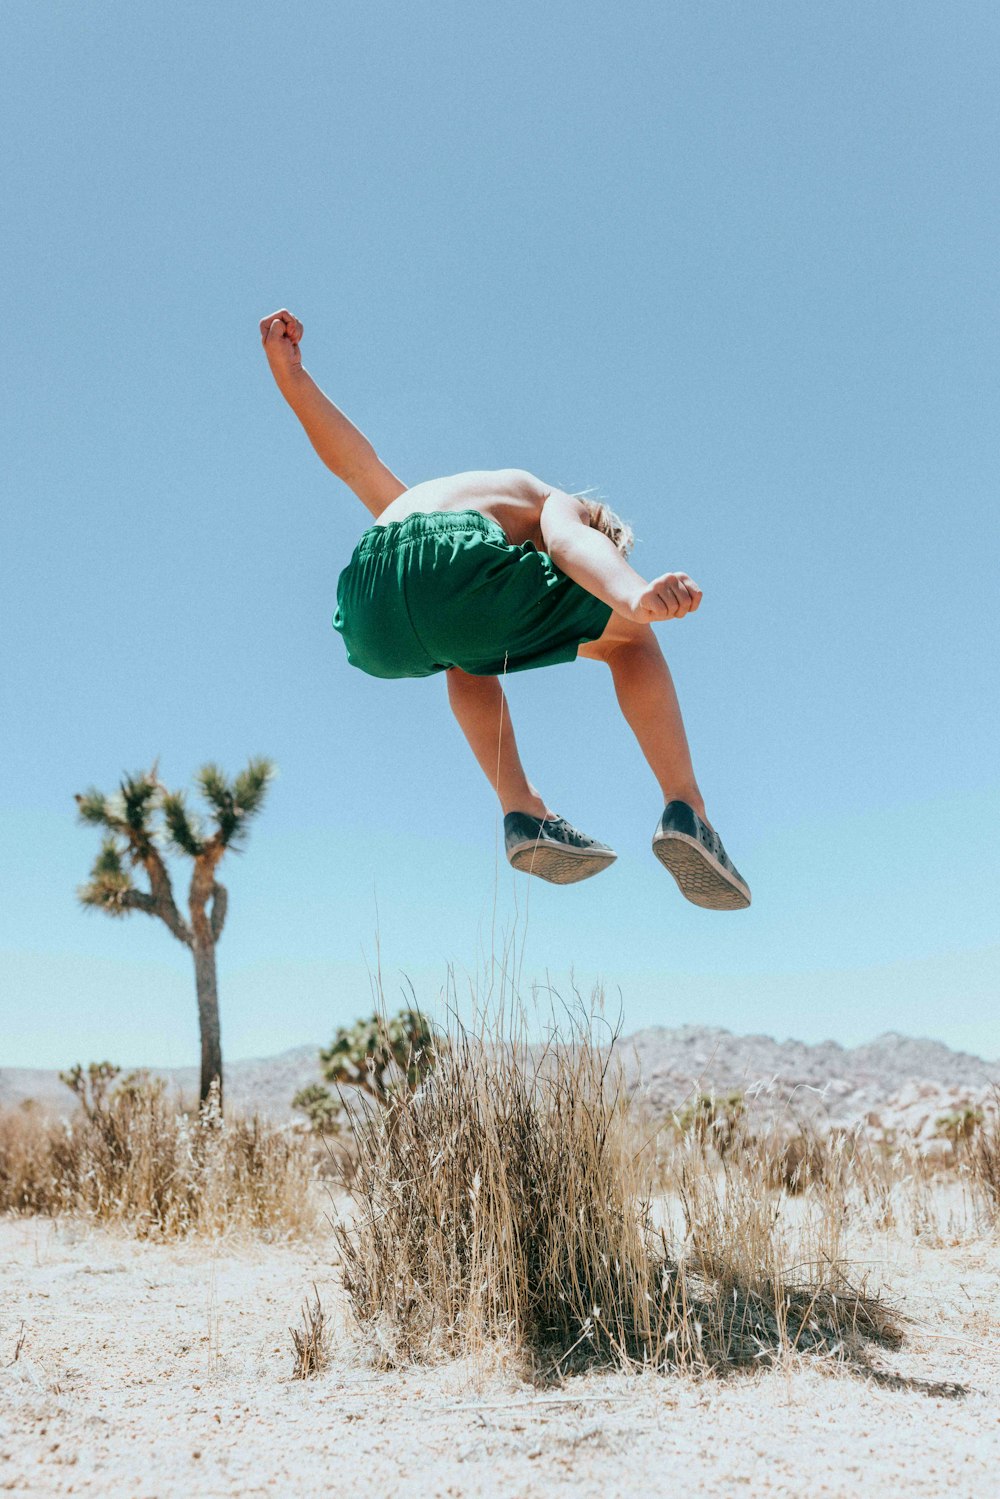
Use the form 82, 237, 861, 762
189, 852, 227, 1108
193, 937, 223, 1107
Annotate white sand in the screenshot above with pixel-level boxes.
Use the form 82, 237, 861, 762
2, 1215, 999, 1498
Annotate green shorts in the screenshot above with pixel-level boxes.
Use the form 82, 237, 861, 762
333, 509, 613, 679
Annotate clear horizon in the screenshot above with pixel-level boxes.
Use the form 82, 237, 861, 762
2, 2, 998, 1070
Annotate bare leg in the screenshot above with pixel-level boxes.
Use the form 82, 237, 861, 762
578, 615, 708, 822
446, 669, 553, 819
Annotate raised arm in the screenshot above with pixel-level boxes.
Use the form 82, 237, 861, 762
259, 310, 407, 518
540, 489, 702, 623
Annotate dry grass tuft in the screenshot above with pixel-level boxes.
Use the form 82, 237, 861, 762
668, 1144, 902, 1365
290, 1284, 330, 1378
0, 1074, 319, 1238
970, 1088, 1000, 1220
335, 1004, 902, 1378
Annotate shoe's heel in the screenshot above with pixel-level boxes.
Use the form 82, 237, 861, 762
652, 800, 751, 911
652, 831, 751, 909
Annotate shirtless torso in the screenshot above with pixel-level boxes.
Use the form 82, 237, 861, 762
374, 468, 550, 548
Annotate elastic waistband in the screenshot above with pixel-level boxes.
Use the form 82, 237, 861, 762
356, 508, 504, 553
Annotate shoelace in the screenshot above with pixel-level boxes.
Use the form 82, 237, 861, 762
542, 816, 591, 847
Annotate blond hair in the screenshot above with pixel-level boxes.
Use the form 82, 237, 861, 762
573, 491, 635, 557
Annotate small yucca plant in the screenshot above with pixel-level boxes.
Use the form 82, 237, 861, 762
294, 1009, 438, 1131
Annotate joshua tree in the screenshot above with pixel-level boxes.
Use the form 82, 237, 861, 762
320, 1009, 437, 1104
293, 1009, 437, 1130
75, 758, 275, 1107
59, 1061, 120, 1120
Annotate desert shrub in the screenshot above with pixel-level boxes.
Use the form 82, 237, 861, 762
60, 1060, 122, 1117
290, 1285, 331, 1378
970, 1090, 1000, 1219
335, 1008, 901, 1376
672, 1090, 745, 1158
758, 1128, 836, 1196
0, 1069, 319, 1238
736, 1123, 865, 1199
744, 1123, 951, 1242
668, 1141, 898, 1365
936, 1107, 984, 1150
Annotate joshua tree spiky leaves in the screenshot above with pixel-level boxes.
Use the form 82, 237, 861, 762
74, 757, 275, 1107
292, 1010, 438, 1132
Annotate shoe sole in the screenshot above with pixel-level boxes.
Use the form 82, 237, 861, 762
652, 831, 751, 910
507, 841, 617, 885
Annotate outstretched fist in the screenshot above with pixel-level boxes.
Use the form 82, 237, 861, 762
628, 571, 703, 622
259, 308, 303, 380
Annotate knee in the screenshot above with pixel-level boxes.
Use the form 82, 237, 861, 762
579, 636, 618, 665
579, 615, 655, 664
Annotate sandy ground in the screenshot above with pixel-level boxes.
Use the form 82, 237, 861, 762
2, 1215, 999, 1498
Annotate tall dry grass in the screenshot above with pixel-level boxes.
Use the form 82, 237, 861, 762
653, 1105, 964, 1241
335, 1004, 903, 1377
0, 1077, 319, 1238
970, 1087, 1000, 1218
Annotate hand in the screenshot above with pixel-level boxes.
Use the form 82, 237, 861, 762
259, 308, 303, 381
626, 571, 702, 622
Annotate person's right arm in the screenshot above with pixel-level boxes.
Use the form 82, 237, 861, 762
539, 489, 702, 623
259, 310, 407, 518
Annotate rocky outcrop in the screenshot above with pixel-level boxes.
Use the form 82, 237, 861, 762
618, 1025, 996, 1132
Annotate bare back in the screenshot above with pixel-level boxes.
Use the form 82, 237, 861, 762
374, 469, 550, 546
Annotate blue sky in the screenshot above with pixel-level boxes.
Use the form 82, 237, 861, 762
2, 1, 998, 1069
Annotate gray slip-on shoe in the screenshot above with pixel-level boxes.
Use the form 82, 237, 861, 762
652, 801, 751, 910
504, 812, 617, 885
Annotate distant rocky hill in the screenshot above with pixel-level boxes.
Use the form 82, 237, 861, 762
619, 1025, 997, 1120
3, 1027, 997, 1144
617, 1026, 998, 1148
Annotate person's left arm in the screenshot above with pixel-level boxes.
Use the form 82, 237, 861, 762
539, 489, 702, 623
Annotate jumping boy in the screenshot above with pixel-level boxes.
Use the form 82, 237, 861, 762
260, 309, 750, 910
